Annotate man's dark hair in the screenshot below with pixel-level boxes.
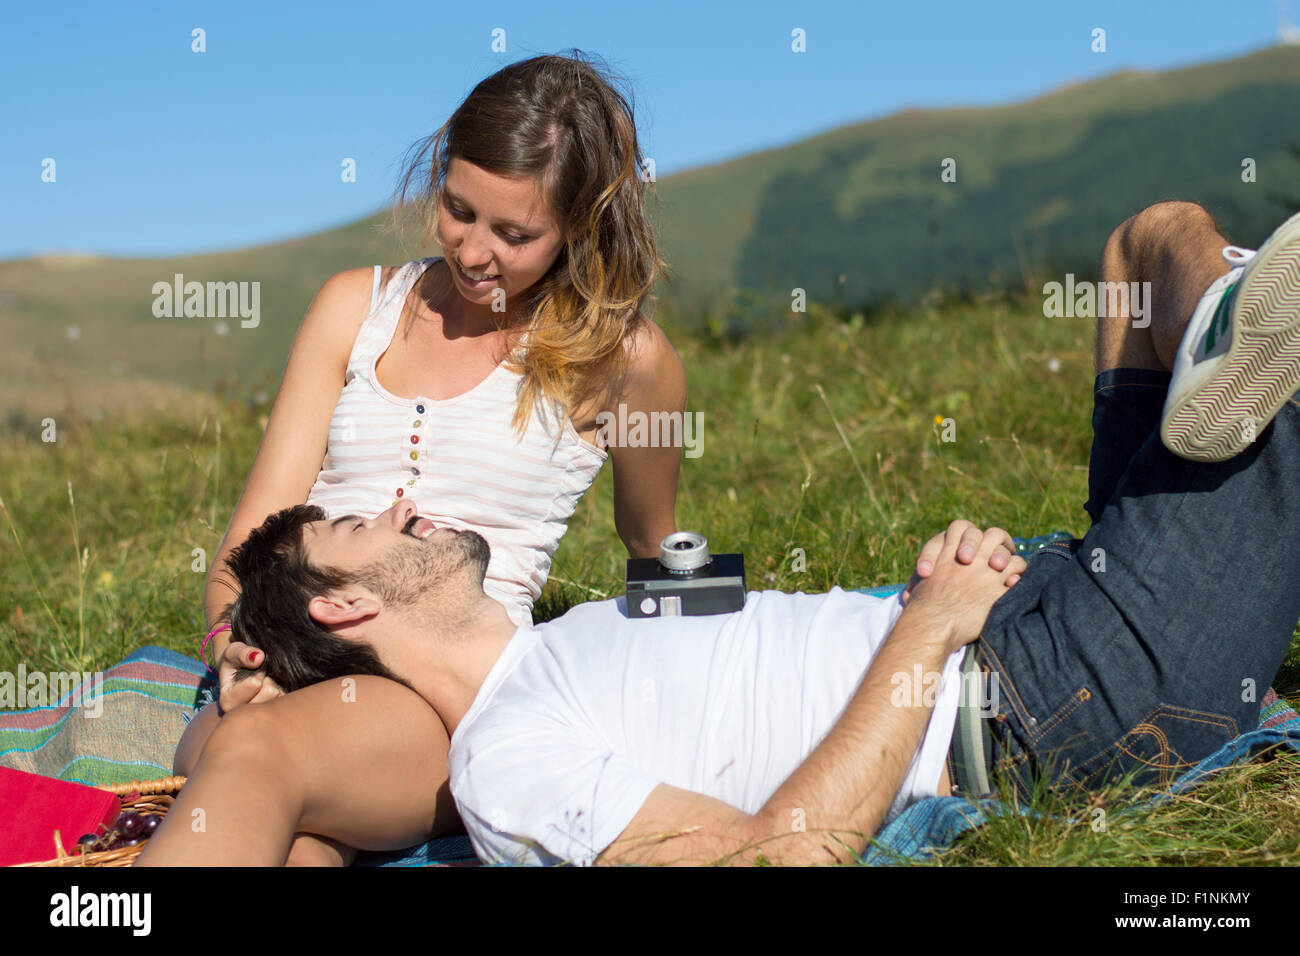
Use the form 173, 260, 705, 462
222, 505, 415, 694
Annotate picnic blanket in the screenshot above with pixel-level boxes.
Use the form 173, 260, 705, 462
3, 591, 1298, 866
0, 645, 477, 866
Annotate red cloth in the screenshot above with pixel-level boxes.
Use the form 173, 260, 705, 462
0, 767, 120, 865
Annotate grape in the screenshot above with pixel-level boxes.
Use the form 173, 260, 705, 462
76, 833, 98, 850
116, 810, 145, 838
141, 815, 161, 836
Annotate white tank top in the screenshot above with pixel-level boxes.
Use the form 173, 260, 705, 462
306, 258, 608, 628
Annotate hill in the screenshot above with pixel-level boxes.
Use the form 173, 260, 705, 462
659, 44, 1300, 316
2, 45, 1299, 419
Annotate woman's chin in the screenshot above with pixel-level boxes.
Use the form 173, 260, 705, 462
450, 262, 505, 295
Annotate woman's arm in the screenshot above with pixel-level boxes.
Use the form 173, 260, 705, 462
607, 318, 688, 558
202, 266, 377, 661
176, 267, 378, 774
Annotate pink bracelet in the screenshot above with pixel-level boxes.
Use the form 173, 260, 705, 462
201, 623, 231, 674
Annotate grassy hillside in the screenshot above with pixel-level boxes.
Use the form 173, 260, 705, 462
4, 46, 1300, 426
661, 45, 1300, 316
0, 214, 417, 426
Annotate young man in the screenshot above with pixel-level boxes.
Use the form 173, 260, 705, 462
138, 205, 1300, 866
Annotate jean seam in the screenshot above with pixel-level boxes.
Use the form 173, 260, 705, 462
978, 642, 1075, 801
1141, 704, 1239, 738
1036, 544, 1075, 561
976, 640, 1035, 730
1061, 703, 1240, 789
1024, 686, 1092, 746
1112, 727, 1192, 789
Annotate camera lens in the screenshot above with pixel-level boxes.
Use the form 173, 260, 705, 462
659, 532, 711, 573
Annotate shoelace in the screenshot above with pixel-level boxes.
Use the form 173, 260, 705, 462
1223, 244, 1257, 266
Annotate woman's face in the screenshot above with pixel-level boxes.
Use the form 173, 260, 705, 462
435, 157, 566, 311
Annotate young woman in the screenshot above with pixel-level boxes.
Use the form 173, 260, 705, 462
174, 51, 687, 865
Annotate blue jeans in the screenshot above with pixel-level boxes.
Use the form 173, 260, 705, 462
976, 366, 1300, 798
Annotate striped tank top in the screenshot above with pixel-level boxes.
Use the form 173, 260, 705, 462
306, 258, 608, 628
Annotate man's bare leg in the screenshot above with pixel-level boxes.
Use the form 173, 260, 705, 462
137, 676, 457, 866
1096, 200, 1233, 374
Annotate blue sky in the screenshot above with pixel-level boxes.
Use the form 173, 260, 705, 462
1, 0, 1291, 259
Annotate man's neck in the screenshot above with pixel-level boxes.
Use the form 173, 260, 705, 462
393, 595, 520, 739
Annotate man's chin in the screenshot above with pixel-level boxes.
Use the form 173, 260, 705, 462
401, 523, 491, 580
458, 529, 492, 570
427, 526, 491, 572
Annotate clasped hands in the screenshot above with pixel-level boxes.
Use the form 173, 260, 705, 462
900, 520, 1029, 650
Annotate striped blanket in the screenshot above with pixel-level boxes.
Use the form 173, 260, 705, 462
0, 647, 210, 786
3, 601, 1298, 866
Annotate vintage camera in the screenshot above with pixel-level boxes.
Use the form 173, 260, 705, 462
626, 531, 746, 618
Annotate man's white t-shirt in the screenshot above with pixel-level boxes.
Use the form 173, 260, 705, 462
448, 586, 966, 866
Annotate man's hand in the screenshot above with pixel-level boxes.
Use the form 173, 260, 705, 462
905, 520, 1028, 653
901, 522, 1024, 604
218, 641, 285, 715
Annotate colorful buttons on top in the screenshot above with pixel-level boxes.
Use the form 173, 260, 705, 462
411, 467, 420, 475
416, 404, 426, 414
410, 435, 419, 444
409, 451, 418, 461
395, 488, 404, 498
413, 419, 422, 428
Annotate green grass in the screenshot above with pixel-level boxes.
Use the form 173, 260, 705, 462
923, 751, 1300, 866
2, 289, 1298, 865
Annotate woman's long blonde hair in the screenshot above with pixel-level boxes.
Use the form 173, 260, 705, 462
390, 50, 669, 435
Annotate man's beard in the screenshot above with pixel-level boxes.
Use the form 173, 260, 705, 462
353, 524, 491, 611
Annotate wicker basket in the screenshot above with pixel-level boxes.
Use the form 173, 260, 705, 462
16, 775, 186, 867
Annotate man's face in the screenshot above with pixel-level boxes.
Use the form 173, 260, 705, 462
301, 500, 490, 610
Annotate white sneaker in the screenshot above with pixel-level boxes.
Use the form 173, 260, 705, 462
1161, 210, 1300, 462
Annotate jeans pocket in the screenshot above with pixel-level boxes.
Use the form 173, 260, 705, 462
1069, 703, 1240, 790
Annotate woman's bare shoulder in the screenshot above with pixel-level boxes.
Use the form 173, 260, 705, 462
620, 312, 672, 359
623, 313, 683, 377
612, 313, 686, 411
295, 266, 387, 361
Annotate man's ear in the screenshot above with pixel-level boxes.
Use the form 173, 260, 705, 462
307, 588, 382, 627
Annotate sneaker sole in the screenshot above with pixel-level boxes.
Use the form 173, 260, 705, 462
1161, 217, 1300, 462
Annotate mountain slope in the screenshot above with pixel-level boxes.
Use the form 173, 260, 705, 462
2, 45, 1298, 417
657, 44, 1300, 311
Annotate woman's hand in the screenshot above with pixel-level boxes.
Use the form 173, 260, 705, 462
218, 641, 285, 715
901, 523, 1023, 604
